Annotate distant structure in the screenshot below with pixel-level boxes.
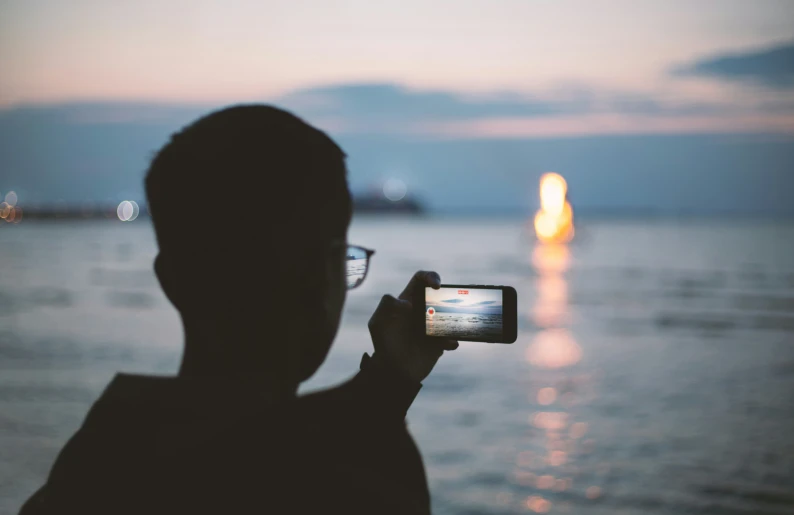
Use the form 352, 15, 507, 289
354, 193, 424, 214
12, 204, 136, 221
13, 182, 426, 221
353, 181, 424, 214
533, 173, 574, 243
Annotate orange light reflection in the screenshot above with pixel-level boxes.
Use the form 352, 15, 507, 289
586, 486, 603, 500
526, 496, 552, 513
526, 329, 582, 369
537, 387, 557, 406
536, 474, 556, 489
549, 450, 567, 466
531, 411, 569, 430
527, 242, 581, 368
569, 422, 588, 439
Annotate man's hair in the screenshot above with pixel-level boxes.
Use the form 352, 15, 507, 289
145, 105, 352, 267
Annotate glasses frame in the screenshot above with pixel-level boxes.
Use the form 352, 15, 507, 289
347, 244, 376, 290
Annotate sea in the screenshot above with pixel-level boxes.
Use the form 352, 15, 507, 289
427, 313, 504, 340
1, 217, 793, 515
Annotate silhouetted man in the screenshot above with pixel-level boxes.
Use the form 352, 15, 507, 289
20, 105, 458, 515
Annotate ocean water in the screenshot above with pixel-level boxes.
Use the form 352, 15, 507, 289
2, 217, 794, 515
427, 313, 504, 340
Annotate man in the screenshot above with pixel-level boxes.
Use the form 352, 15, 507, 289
20, 105, 457, 514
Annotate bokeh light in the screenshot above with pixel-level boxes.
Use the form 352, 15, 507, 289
382, 178, 407, 201
549, 450, 567, 466
536, 474, 555, 489
526, 329, 582, 369
539, 173, 566, 215
117, 201, 132, 221
537, 387, 558, 405
0, 190, 23, 224
531, 411, 569, 430
586, 486, 603, 500
526, 496, 551, 513
129, 201, 139, 220
569, 422, 588, 439
116, 200, 140, 221
5, 191, 18, 207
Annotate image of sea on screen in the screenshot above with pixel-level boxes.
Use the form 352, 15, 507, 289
425, 287, 503, 340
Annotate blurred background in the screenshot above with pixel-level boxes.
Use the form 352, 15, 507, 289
1, 1, 794, 514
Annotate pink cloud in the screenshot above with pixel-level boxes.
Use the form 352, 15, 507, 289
411, 113, 794, 139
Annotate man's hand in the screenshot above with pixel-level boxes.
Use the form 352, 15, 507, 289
368, 271, 459, 384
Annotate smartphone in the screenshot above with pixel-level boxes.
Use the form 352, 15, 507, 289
415, 284, 517, 343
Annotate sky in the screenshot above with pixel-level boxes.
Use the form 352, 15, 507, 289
2, 0, 793, 105
1, 0, 793, 213
426, 287, 503, 314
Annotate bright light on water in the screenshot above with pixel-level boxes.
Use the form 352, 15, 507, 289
534, 173, 574, 243
383, 178, 407, 201
540, 174, 566, 215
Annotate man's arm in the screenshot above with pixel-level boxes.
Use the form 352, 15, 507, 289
303, 271, 458, 422
294, 272, 458, 514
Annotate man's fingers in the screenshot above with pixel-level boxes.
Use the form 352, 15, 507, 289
398, 270, 442, 301
439, 339, 459, 351
424, 340, 456, 357
370, 294, 411, 323
426, 271, 442, 289
424, 338, 458, 351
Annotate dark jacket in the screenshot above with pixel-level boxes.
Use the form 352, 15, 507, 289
20, 354, 430, 514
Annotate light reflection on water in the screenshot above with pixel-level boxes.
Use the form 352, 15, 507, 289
513, 242, 596, 514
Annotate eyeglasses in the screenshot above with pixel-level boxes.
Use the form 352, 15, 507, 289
346, 244, 375, 290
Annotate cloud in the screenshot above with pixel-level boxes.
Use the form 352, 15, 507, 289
420, 113, 794, 140
280, 83, 565, 121
4, 75, 792, 142
672, 41, 794, 88
278, 81, 794, 139
441, 299, 465, 304
280, 82, 718, 124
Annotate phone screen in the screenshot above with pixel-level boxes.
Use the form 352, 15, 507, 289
425, 286, 503, 340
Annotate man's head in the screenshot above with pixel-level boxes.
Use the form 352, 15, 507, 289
146, 105, 352, 387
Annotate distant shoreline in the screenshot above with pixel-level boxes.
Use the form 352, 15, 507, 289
6, 207, 794, 222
